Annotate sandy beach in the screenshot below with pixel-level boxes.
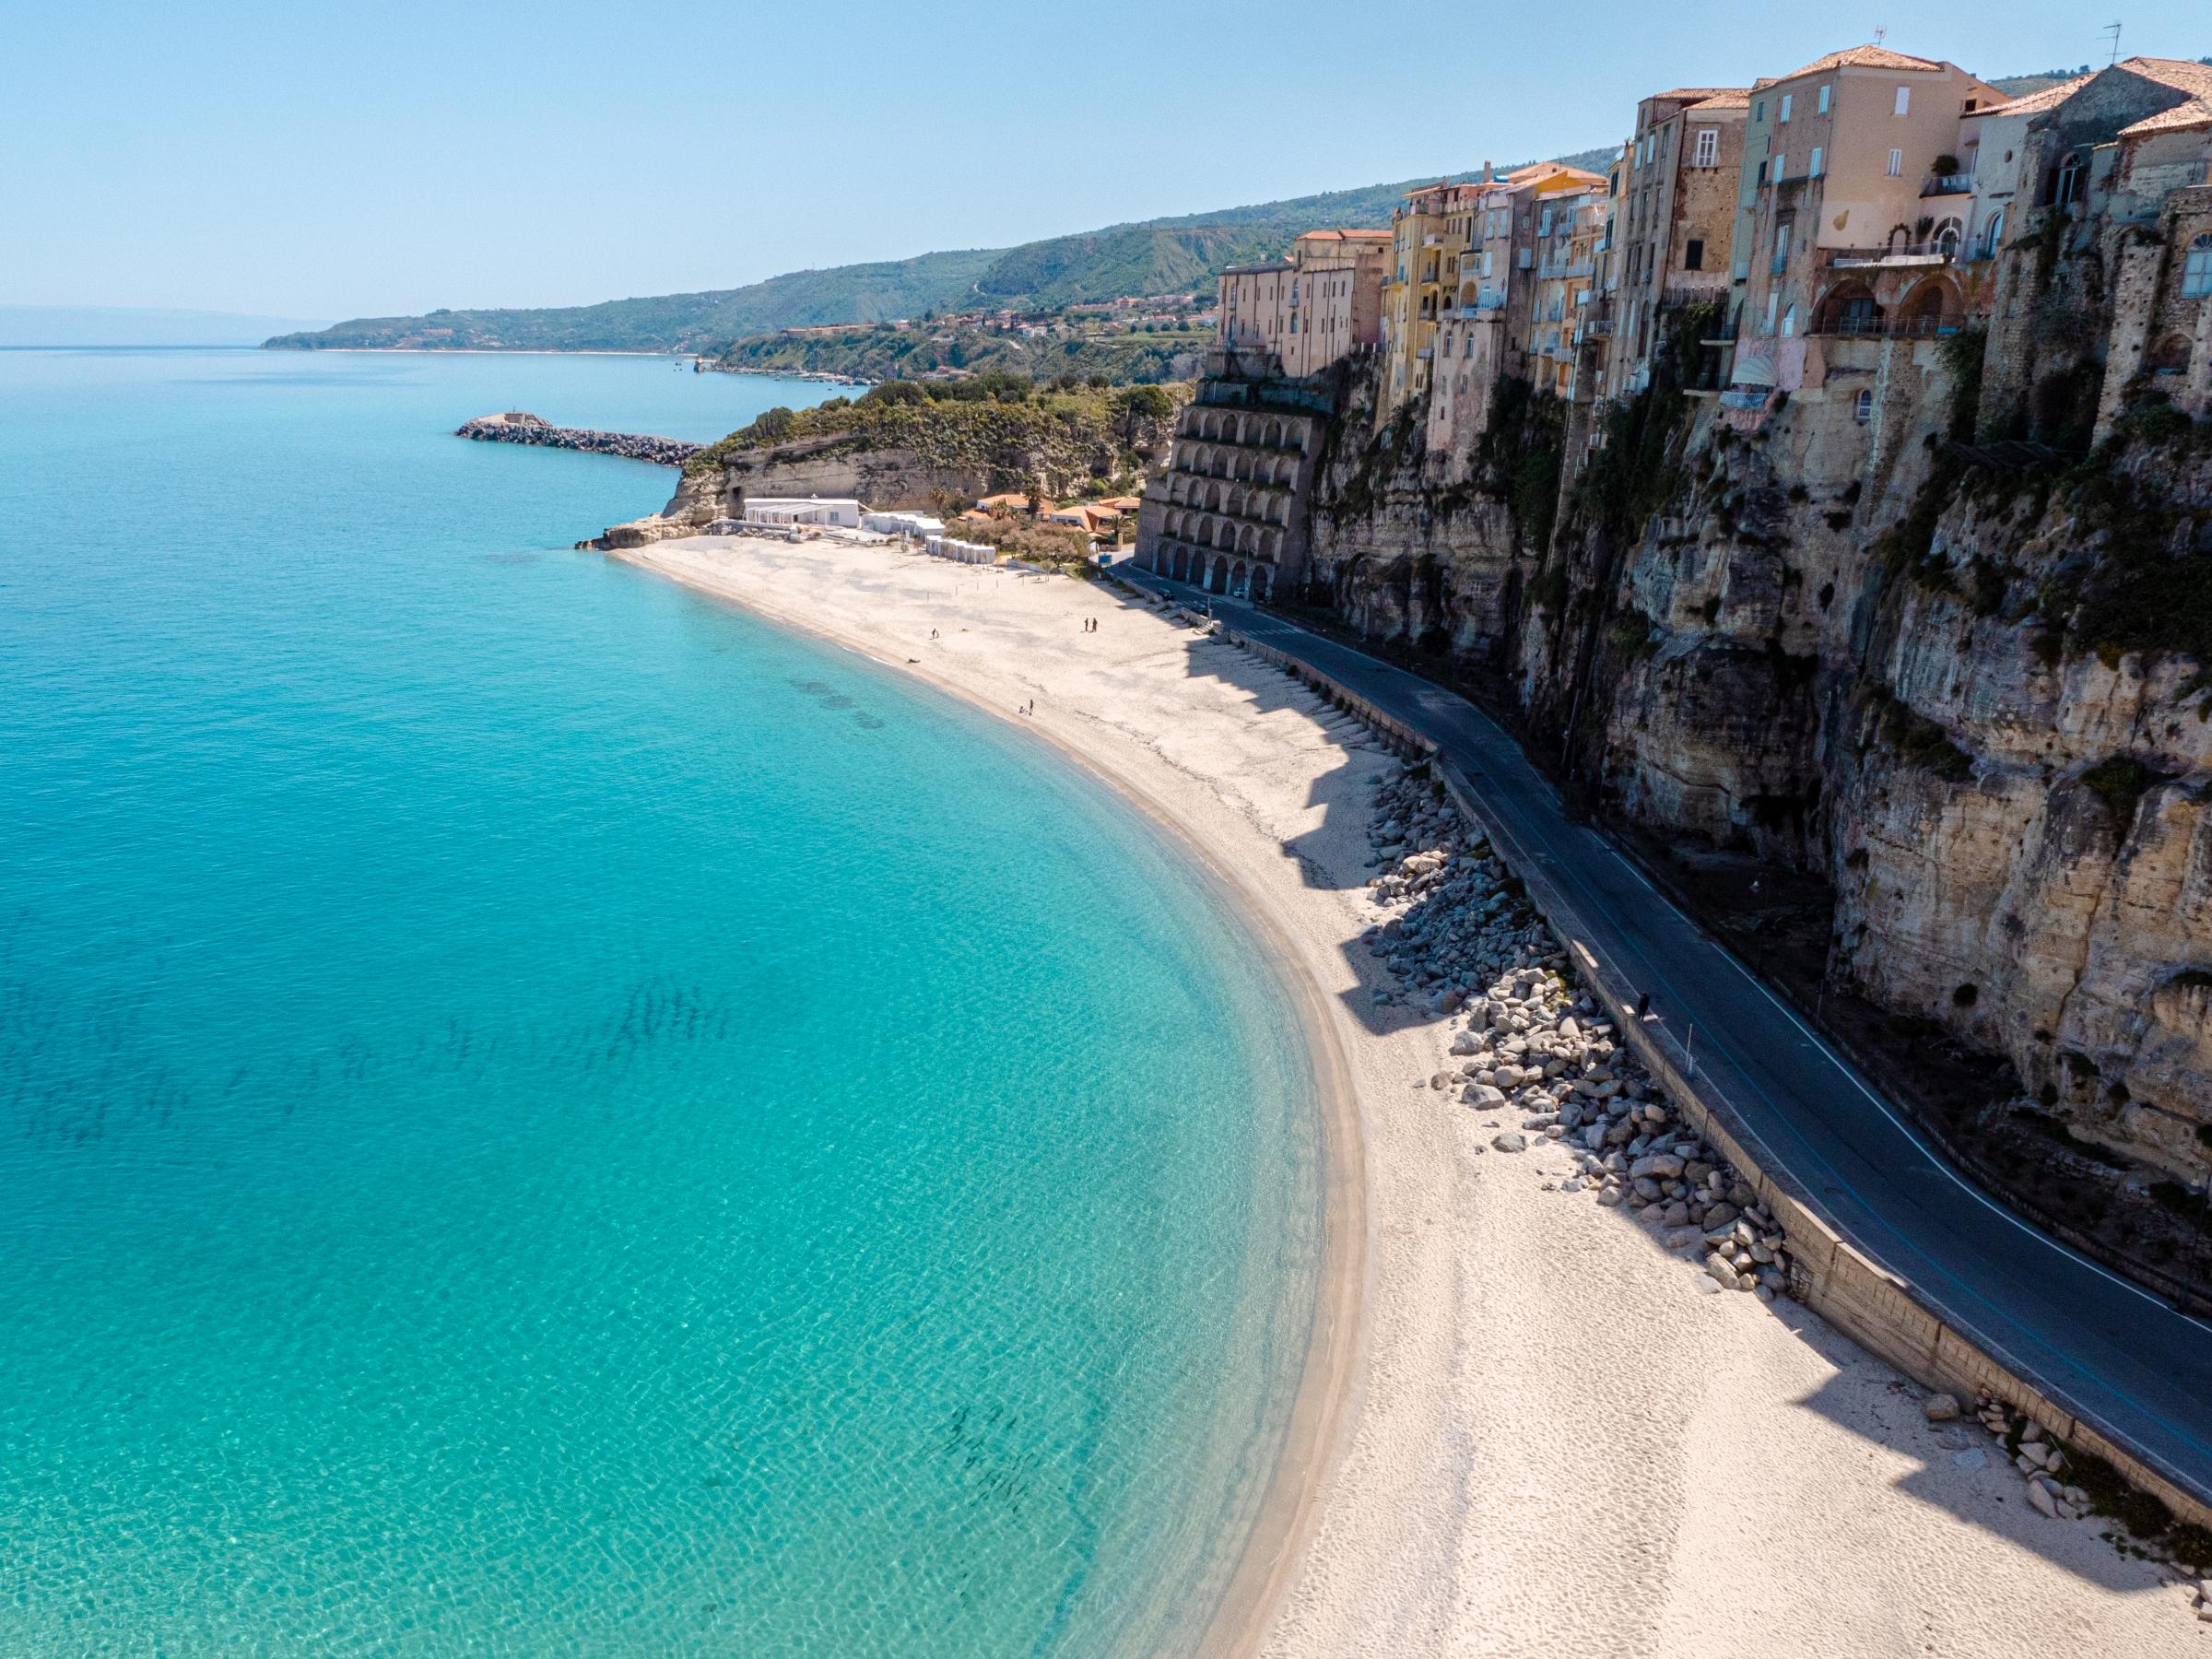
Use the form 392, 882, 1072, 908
616, 533, 2196, 1655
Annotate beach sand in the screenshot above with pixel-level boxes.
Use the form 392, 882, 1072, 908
617, 534, 2195, 1655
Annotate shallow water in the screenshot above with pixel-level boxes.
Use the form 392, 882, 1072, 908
0, 349, 1321, 1653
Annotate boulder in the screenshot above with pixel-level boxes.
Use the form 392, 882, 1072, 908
1490, 1131, 1528, 1154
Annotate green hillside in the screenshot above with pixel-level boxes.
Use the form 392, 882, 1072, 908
717, 321, 1214, 386
266, 150, 1619, 356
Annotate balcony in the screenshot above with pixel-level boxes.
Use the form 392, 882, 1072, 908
1536, 259, 1595, 280
1806, 310, 1964, 339
1922, 173, 1974, 197
1829, 242, 1956, 268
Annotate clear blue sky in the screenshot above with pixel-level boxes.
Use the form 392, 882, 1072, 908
8, 1, 2202, 320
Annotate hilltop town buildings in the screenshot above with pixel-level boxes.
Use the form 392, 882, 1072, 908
1135, 35, 2212, 593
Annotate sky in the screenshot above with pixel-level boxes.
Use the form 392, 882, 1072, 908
6, 1, 2204, 323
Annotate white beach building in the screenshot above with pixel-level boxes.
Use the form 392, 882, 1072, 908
742, 497, 862, 528
861, 511, 947, 538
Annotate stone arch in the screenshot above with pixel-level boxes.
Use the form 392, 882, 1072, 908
1170, 546, 1189, 581
1814, 278, 1882, 335
1196, 515, 1218, 547
2149, 333, 2194, 377
1226, 487, 1247, 519
1231, 559, 1249, 597
1239, 524, 1259, 554
1900, 276, 1960, 335
1248, 563, 1272, 603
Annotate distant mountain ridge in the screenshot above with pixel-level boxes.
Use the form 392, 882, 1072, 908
267, 150, 1618, 356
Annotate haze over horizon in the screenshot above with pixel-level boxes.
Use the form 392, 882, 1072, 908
10, 0, 2203, 323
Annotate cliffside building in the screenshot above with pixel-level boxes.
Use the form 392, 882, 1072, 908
1602, 88, 1748, 396
1218, 229, 1390, 379
1133, 347, 1333, 599
1722, 46, 2006, 401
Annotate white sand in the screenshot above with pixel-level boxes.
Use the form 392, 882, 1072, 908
618, 534, 2196, 1655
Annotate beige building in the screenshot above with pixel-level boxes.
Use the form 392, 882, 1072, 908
1725, 45, 2006, 397
1604, 88, 1748, 395
1218, 229, 1391, 378
1389, 162, 1604, 430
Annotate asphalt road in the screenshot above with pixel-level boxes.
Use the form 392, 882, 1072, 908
1124, 568, 2212, 1506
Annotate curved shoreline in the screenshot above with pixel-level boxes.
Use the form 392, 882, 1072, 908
605, 538, 1368, 1654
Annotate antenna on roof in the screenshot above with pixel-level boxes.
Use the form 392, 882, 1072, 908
1873, 25, 1887, 45
2100, 20, 2121, 65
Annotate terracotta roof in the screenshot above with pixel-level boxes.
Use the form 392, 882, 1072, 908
1295, 228, 1391, 242
1683, 91, 1752, 112
1975, 74, 2096, 119
1777, 43, 1946, 80
2119, 55, 2212, 100
2120, 97, 2212, 139
1653, 86, 1747, 103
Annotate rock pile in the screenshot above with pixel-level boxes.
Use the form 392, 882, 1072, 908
1956, 1393, 2104, 1523
456, 415, 701, 467
1363, 763, 1797, 1301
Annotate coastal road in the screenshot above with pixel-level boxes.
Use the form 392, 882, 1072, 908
1121, 568, 2212, 1511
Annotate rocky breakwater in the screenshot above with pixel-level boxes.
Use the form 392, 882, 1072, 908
456, 412, 701, 467
1361, 765, 1796, 1300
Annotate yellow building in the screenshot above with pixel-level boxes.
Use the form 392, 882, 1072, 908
1379, 180, 1483, 414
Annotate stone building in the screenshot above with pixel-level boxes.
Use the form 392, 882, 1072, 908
1723, 45, 2006, 405
1603, 88, 1748, 396
1218, 229, 1390, 378
1132, 347, 1335, 599
1959, 58, 2212, 439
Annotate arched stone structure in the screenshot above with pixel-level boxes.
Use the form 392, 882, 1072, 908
1815, 279, 1882, 335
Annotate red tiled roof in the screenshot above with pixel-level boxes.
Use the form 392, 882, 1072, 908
1683, 91, 1752, 112
2121, 97, 2212, 139
1777, 43, 1946, 80
1975, 74, 2096, 119
2120, 55, 2212, 101
1653, 86, 1747, 102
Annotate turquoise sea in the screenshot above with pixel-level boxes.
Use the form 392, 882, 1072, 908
0, 349, 1322, 1653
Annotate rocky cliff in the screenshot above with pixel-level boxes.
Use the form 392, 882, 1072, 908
1306, 347, 2212, 1187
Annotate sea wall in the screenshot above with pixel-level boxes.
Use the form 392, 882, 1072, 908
456, 413, 700, 467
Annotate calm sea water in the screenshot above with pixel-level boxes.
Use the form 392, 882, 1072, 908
0, 349, 1321, 1654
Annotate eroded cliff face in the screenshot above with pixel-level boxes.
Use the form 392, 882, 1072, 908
589, 435, 1001, 548
1306, 344, 2212, 1171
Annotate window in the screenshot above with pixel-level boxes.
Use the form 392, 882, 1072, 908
2183, 235, 2212, 299
1818, 85, 1831, 114
1684, 238, 1705, 271
1780, 93, 1793, 123
1894, 86, 1912, 115
1773, 221, 1791, 262
1754, 99, 1766, 122
1694, 127, 1719, 168
1755, 160, 1767, 184
1773, 151, 1786, 182
1887, 148, 1903, 178
1854, 389, 1875, 425
1781, 305, 1796, 338
1810, 147, 1823, 178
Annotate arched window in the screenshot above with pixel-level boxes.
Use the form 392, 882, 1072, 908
1854, 389, 1875, 425
1933, 217, 1964, 259
2184, 234, 2212, 300
1980, 207, 2005, 261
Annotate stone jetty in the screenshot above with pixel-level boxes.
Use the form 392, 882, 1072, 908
455, 412, 700, 466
